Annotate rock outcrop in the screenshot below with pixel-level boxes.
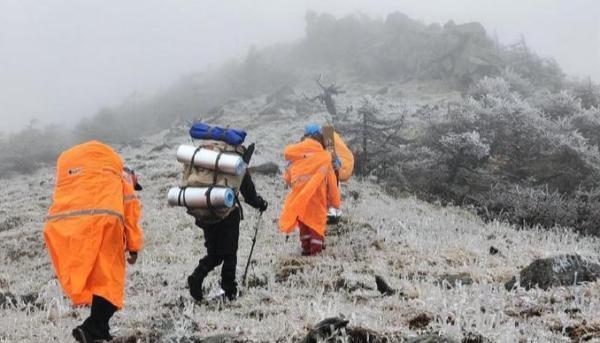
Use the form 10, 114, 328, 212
505, 254, 600, 290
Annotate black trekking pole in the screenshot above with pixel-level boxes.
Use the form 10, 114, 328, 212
242, 211, 263, 286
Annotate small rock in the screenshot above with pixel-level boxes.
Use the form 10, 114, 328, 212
375, 275, 396, 296
111, 331, 162, 343
346, 326, 390, 343
300, 317, 349, 343
275, 258, 312, 283
489, 246, 499, 255
564, 308, 581, 315
370, 240, 385, 251
462, 332, 492, 343
409, 313, 433, 330
249, 162, 280, 176
557, 321, 600, 342
331, 278, 372, 293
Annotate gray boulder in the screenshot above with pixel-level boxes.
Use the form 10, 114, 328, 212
505, 254, 600, 290
300, 317, 349, 343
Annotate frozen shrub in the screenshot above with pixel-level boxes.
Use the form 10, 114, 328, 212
500, 68, 535, 98
570, 78, 600, 109
480, 186, 600, 236
417, 131, 492, 199
570, 109, 600, 147
572, 189, 600, 236
439, 131, 490, 164
0, 124, 72, 177
368, 84, 600, 233
500, 41, 564, 91
534, 90, 582, 119
479, 186, 577, 228
467, 76, 514, 101
75, 108, 132, 143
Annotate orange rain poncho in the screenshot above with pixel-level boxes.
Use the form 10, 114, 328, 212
43, 141, 143, 309
279, 138, 341, 237
333, 131, 354, 182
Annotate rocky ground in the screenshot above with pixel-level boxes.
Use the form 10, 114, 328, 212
1, 84, 600, 342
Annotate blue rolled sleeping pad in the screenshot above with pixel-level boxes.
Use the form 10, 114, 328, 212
222, 188, 236, 208
189, 122, 247, 145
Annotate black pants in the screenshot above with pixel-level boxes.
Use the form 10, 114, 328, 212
82, 295, 117, 340
192, 208, 241, 295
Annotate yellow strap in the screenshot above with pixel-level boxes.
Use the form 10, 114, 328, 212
123, 194, 138, 202
46, 208, 124, 222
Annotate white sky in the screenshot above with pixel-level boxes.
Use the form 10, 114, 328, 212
0, 0, 599, 132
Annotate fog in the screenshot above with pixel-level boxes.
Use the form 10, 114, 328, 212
1, 0, 598, 132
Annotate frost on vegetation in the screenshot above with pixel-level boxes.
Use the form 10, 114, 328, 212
1, 73, 600, 342
439, 131, 490, 162
1, 131, 599, 342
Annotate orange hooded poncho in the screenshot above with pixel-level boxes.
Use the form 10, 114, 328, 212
279, 138, 341, 237
43, 141, 143, 309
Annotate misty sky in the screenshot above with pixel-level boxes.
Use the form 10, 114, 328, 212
1, 0, 599, 132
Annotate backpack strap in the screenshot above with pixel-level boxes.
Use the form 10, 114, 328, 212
212, 151, 224, 184
188, 147, 202, 174
204, 186, 214, 210
220, 129, 228, 142
208, 126, 229, 142
177, 187, 189, 208
235, 194, 244, 220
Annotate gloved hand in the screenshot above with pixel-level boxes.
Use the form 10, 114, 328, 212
127, 251, 138, 265
256, 195, 268, 213
333, 156, 342, 170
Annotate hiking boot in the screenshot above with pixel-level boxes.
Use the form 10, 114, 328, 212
224, 289, 242, 302
72, 326, 110, 343
187, 275, 203, 302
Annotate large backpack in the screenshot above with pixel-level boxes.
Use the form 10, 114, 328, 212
181, 139, 246, 224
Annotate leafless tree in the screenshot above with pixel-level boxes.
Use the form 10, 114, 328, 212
304, 74, 346, 120
338, 98, 409, 175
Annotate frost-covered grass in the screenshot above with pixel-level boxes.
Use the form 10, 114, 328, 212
1, 104, 600, 342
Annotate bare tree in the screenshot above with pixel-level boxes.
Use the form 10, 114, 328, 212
338, 98, 409, 175
304, 74, 346, 122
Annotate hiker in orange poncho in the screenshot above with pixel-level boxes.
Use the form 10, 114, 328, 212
279, 124, 341, 256
43, 141, 143, 342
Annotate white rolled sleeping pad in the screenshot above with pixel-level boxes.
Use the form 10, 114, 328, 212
167, 187, 235, 209
176, 145, 246, 175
